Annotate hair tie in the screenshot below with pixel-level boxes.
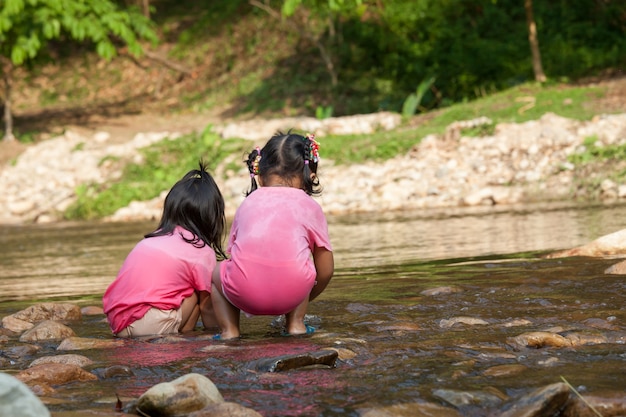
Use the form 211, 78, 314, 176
304, 133, 320, 163
304, 160, 309, 165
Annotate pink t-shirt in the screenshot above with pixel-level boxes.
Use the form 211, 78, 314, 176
103, 226, 216, 334
220, 187, 332, 315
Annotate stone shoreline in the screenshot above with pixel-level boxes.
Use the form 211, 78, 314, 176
1, 111, 626, 225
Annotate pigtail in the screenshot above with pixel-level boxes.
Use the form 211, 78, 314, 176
244, 147, 261, 196
302, 134, 321, 196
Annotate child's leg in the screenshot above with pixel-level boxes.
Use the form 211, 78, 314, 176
211, 264, 241, 339
285, 297, 310, 335
198, 290, 218, 330
179, 292, 200, 332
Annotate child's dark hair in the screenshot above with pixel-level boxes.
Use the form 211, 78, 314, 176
145, 161, 226, 260
244, 131, 321, 196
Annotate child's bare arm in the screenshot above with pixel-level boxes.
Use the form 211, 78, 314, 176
310, 246, 334, 301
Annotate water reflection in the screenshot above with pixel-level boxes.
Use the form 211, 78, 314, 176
2, 202, 626, 302
330, 201, 626, 267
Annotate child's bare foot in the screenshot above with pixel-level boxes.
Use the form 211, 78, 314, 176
284, 324, 315, 336
212, 331, 240, 340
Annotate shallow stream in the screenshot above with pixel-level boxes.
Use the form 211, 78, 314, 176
1, 202, 625, 416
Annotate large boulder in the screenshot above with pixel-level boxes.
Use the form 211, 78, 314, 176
136, 373, 224, 416
0, 372, 51, 417
546, 229, 626, 258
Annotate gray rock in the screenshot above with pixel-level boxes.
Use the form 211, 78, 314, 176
0, 373, 50, 417
499, 382, 570, 417
136, 373, 224, 416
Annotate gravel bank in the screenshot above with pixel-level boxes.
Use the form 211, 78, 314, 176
1, 111, 626, 225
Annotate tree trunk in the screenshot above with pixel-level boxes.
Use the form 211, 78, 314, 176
141, 0, 150, 18
249, 0, 338, 87
1, 58, 15, 141
524, 0, 547, 82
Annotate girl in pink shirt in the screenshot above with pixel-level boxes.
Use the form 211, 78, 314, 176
103, 162, 226, 337
211, 132, 334, 340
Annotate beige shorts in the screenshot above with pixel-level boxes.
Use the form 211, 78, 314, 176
115, 307, 182, 338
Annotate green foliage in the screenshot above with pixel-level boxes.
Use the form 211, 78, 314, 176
568, 137, 626, 166
460, 123, 495, 138
0, 0, 158, 66
282, 0, 365, 17
271, 0, 626, 114
320, 80, 612, 165
316, 105, 334, 120
401, 76, 435, 118
64, 127, 249, 220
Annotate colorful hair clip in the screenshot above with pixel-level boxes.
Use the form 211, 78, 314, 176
305, 133, 320, 163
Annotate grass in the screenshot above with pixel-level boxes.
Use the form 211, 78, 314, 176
62, 77, 621, 220
317, 80, 611, 165
64, 127, 249, 220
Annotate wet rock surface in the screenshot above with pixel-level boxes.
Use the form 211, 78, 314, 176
249, 349, 338, 372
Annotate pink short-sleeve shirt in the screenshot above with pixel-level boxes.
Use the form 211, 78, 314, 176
103, 226, 216, 334
220, 187, 332, 315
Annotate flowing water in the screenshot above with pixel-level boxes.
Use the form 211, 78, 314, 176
1, 201, 625, 416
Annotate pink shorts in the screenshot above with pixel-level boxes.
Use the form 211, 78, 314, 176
220, 258, 315, 315
115, 307, 182, 337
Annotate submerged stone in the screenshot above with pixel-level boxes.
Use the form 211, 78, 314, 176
359, 401, 462, 417
420, 286, 464, 296
432, 388, 504, 408
499, 382, 570, 417
188, 401, 264, 417
562, 392, 626, 417
439, 316, 489, 328
482, 364, 528, 377
250, 349, 338, 372
509, 331, 572, 348
604, 259, 626, 274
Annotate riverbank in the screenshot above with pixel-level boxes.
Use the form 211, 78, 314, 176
1, 110, 626, 225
